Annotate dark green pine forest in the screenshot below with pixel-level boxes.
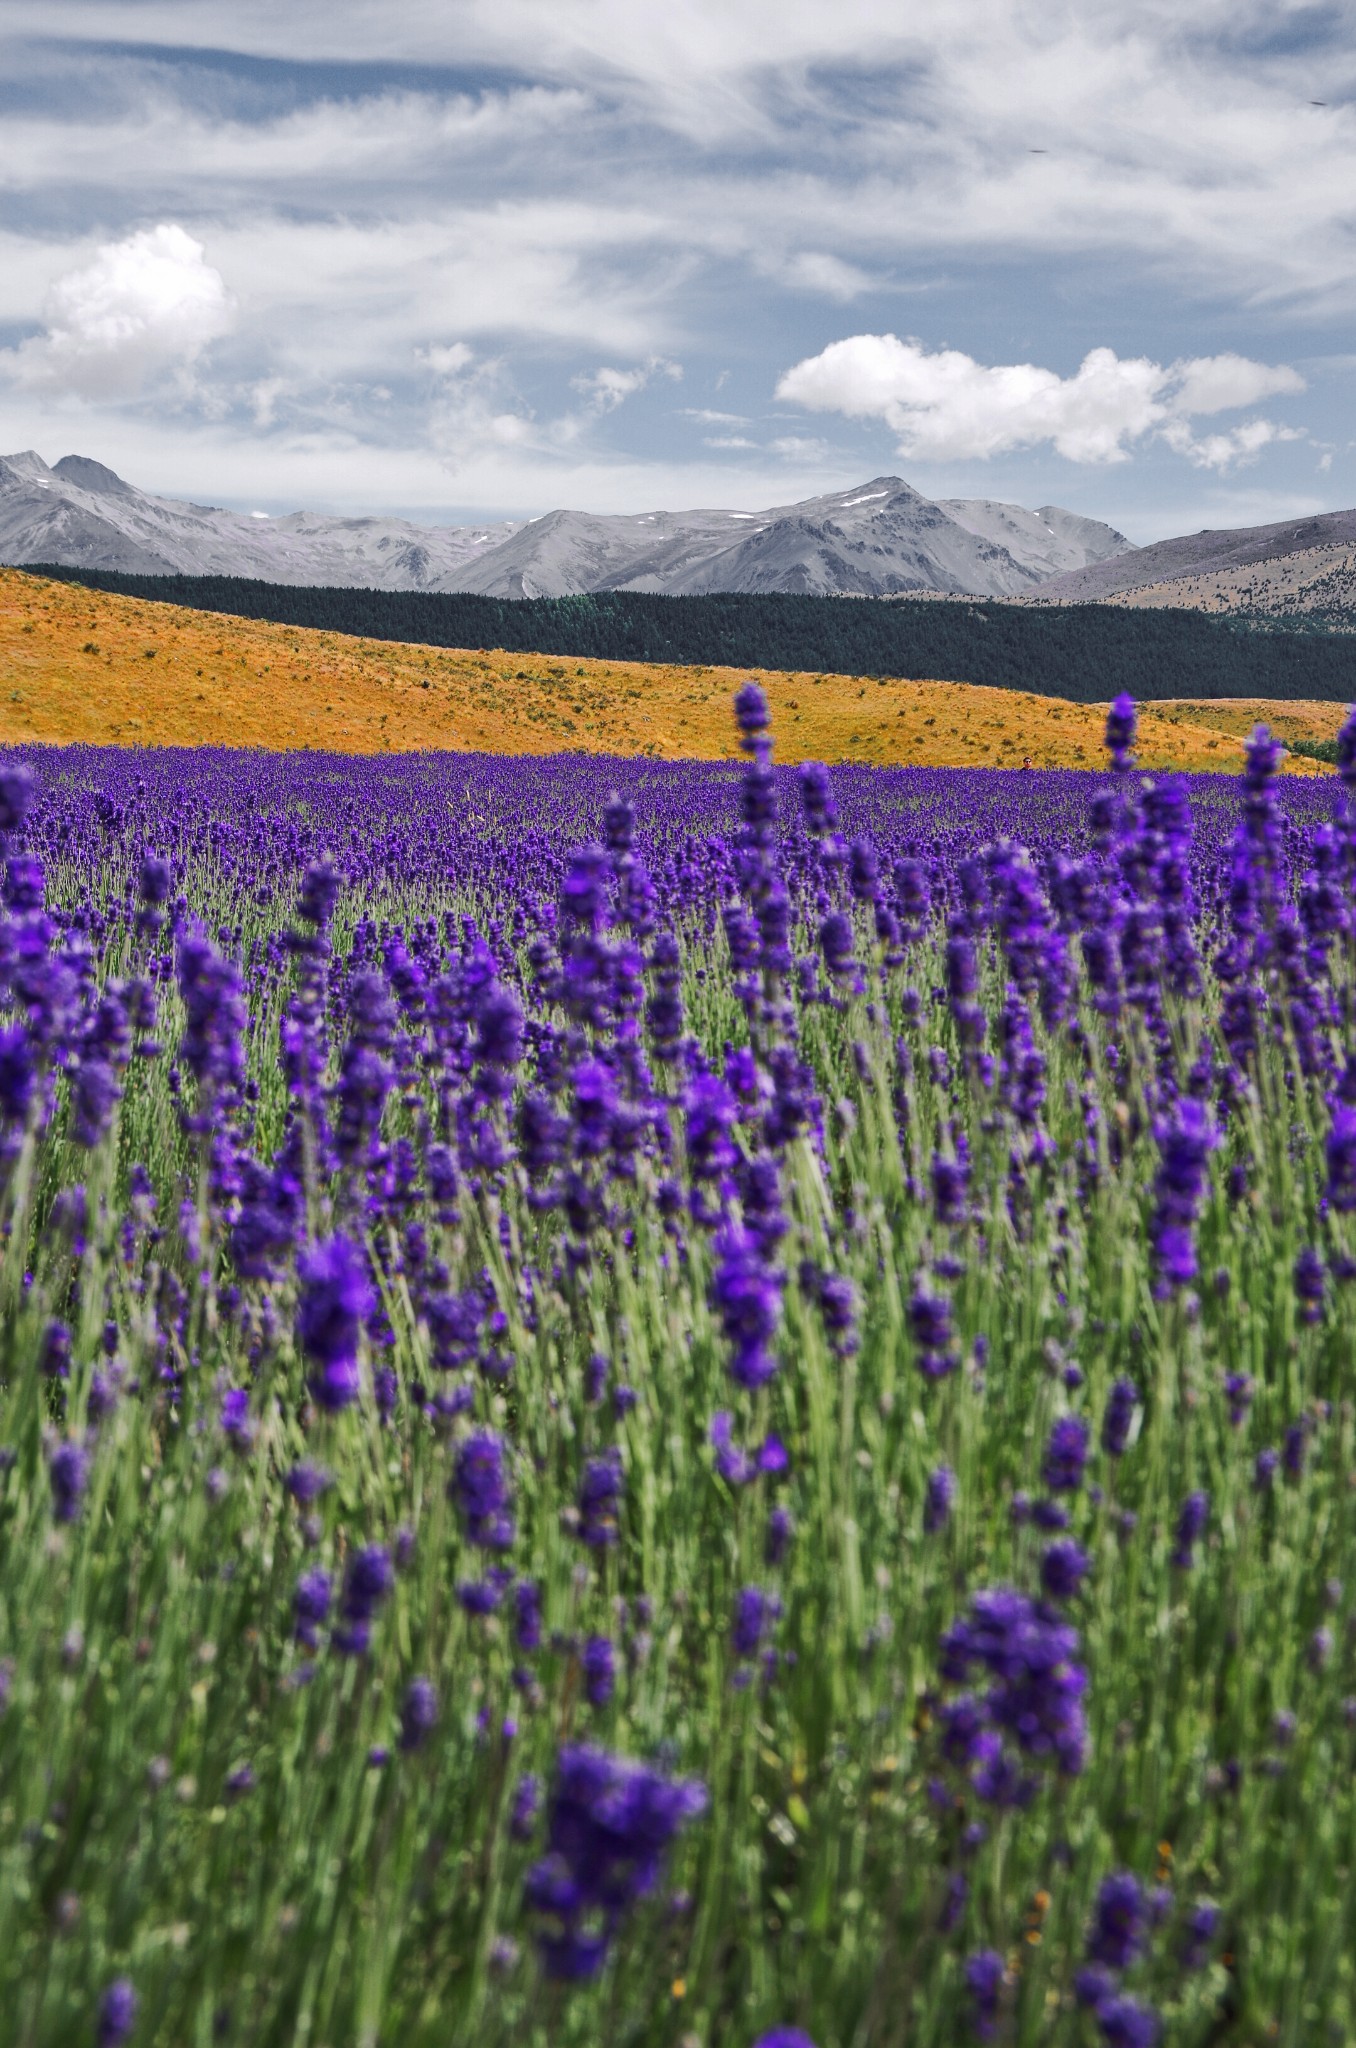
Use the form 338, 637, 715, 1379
25, 566, 1356, 703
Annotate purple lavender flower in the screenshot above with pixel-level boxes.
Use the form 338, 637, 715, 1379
940, 1585, 1088, 1780
510, 1773, 540, 1840
293, 1568, 333, 1651
1088, 1870, 1147, 1968
224, 1762, 256, 1801
177, 926, 246, 1097
909, 1287, 956, 1378
457, 1578, 505, 1617
964, 1949, 1005, 2041
399, 1677, 438, 1752
1149, 1099, 1216, 1296
40, 1319, 72, 1381
1224, 1373, 1254, 1427
1074, 1964, 1115, 2010
758, 1432, 789, 1476
525, 1744, 706, 1979
848, 838, 879, 904
1180, 1900, 1220, 1970
231, 1159, 304, 1281
712, 1227, 783, 1389
297, 858, 341, 930
451, 1430, 515, 1551
1327, 1106, 1356, 1213
97, 1977, 139, 2046
49, 1440, 89, 1523
583, 1634, 616, 1707
514, 1579, 543, 1652
70, 1058, 120, 1147
1171, 1489, 1209, 1568
765, 1505, 795, 1566
798, 759, 838, 836
754, 2031, 817, 2048
1102, 1378, 1138, 1457
734, 679, 770, 748
220, 1387, 253, 1452
1042, 1416, 1090, 1493
817, 910, 858, 991
1097, 1997, 1161, 2048
578, 1448, 624, 1548
297, 1236, 374, 1411
817, 1272, 859, 1357
1041, 1539, 1090, 1602
0, 761, 34, 838
0, 1027, 35, 1128
938, 1693, 990, 1768
1104, 694, 1137, 773
931, 1150, 969, 1225
732, 1585, 781, 1659
684, 1073, 739, 1185
1336, 704, 1356, 789
335, 1545, 393, 1655
923, 1465, 957, 1535
560, 843, 612, 930
286, 1462, 330, 1506
1294, 1246, 1326, 1325
710, 1411, 754, 1487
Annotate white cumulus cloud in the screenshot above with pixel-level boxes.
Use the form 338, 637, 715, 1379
5, 225, 233, 400
775, 335, 1305, 468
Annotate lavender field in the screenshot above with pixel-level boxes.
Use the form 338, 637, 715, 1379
2, 690, 1356, 2048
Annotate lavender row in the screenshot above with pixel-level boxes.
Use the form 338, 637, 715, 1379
0, 696, 1353, 2046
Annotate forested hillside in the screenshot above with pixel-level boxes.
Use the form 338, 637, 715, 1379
23, 565, 1356, 701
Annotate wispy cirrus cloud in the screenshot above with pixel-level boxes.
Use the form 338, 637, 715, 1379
572, 358, 682, 413
0, 2, 1352, 524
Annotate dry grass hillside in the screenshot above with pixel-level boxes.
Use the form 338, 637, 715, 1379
0, 568, 1330, 775
1149, 698, 1346, 746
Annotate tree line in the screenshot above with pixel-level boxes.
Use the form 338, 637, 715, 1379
22, 566, 1356, 702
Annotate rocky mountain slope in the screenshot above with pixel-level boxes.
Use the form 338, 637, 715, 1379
0, 452, 523, 589
0, 452, 1130, 598
1033, 506, 1356, 605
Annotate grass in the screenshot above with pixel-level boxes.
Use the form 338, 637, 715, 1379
0, 568, 1330, 773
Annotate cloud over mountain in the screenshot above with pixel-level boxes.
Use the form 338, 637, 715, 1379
776, 338, 1305, 469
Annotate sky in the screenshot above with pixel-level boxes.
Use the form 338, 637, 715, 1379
1, 2, 1354, 542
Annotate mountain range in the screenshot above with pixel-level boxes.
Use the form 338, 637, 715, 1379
8, 450, 1355, 624
0, 452, 1130, 599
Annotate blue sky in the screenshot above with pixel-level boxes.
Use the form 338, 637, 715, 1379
1, 1, 1353, 540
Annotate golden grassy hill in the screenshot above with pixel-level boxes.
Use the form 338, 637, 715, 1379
0, 568, 1331, 775
1144, 698, 1346, 746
